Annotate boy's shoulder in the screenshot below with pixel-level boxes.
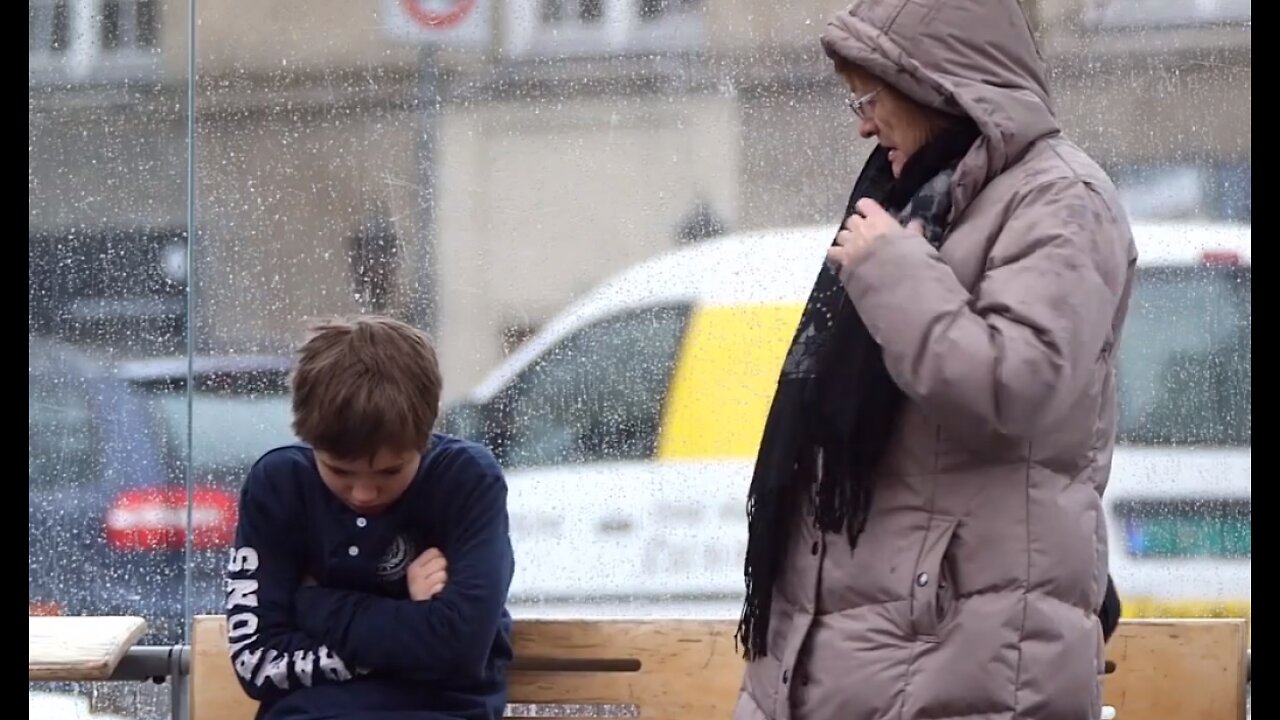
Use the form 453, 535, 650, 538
241, 443, 317, 498
417, 434, 508, 527
418, 434, 507, 504
421, 433, 504, 482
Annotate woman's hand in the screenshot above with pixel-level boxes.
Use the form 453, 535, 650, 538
828, 198, 924, 271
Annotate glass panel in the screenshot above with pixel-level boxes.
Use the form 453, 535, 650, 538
29, 0, 190, 712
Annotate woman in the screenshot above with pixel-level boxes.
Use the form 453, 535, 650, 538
733, 1, 1137, 719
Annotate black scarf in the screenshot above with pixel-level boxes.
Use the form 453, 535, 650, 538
737, 122, 981, 660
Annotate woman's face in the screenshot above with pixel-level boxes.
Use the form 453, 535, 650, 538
844, 71, 933, 178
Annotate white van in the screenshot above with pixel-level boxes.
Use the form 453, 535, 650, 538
442, 221, 1250, 626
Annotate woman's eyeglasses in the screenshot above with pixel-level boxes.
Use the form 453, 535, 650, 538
846, 88, 881, 120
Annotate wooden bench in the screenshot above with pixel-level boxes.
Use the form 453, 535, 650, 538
187, 615, 1249, 720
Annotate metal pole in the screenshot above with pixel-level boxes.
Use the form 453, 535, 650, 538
170, 645, 190, 720
104, 645, 190, 682
412, 45, 442, 335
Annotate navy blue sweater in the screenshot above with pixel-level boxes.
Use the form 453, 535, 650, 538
224, 434, 515, 720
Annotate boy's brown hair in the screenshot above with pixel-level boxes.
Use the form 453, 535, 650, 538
290, 315, 441, 460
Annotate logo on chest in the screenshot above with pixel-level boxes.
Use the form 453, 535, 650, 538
376, 534, 417, 582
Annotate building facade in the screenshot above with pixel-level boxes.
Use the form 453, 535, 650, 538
29, 0, 1250, 398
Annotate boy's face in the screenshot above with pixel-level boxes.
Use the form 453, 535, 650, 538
313, 447, 421, 516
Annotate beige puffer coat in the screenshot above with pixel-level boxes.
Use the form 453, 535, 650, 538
733, 1, 1139, 718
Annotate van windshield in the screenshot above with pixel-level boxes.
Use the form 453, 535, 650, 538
1116, 264, 1250, 447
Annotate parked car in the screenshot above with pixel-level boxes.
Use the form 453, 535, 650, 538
28, 339, 296, 644
29, 337, 177, 628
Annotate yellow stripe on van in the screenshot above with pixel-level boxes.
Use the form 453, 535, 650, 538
1122, 597, 1252, 646
1121, 597, 1251, 622
658, 303, 805, 460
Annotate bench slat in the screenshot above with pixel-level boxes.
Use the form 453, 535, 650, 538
508, 618, 742, 714
29, 615, 149, 682
192, 616, 256, 720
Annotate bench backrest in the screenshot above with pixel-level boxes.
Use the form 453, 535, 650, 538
189, 615, 1248, 720
190, 614, 745, 719
1104, 618, 1249, 720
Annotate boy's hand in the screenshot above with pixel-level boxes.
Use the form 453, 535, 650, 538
407, 548, 448, 601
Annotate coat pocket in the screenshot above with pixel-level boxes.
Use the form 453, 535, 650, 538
910, 514, 960, 642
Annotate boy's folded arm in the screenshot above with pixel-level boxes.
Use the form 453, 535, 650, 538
225, 460, 362, 703
294, 473, 513, 681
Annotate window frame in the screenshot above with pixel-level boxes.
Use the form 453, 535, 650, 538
502, 0, 706, 59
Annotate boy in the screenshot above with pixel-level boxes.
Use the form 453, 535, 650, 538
224, 316, 515, 720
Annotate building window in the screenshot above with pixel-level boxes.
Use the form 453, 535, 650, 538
541, 0, 604, 24
29, 0, 161, 83
505, 0, 705, 58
